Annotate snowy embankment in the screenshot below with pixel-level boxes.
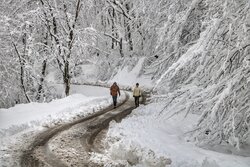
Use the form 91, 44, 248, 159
97, 102, 250, 167
79, 57, 247, 167
0, 85, 126, 166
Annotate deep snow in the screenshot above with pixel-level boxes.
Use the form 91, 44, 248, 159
101, 103, 250, 167
1, 58, 250, 167
0, 85, 125, 167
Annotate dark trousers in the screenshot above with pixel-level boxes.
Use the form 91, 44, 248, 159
134, 96, 140, 107
112, 96, 117, 107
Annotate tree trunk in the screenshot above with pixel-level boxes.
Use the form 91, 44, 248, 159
37, 32, 48, 100
63, 0, 81, 96
109, 8, 116, 49
20, 60, 30, 103
64, 60, 70, 96
125, 3, 133, 51
119, 38, 124, 57
37, 59, 47, 100
12, 42, 30, 103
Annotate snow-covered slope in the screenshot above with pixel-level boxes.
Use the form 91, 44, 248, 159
87, 0, 250, 165
88, 0, 250, 149
0, 0, 249, 166
71, 0, 250, 150
140, 0, 250, 148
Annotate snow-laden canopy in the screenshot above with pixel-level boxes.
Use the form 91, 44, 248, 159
0, 0, 249, 153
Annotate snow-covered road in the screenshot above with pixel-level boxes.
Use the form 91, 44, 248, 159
1, 85, 250, 167
0, 85, 126, 167
20, 93, 135, 167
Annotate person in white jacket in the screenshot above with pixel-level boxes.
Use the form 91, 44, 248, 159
133, 83, 142, 107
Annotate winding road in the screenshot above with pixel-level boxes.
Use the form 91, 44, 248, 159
20, 92, 136, 167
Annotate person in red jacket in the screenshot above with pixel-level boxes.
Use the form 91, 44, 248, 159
110, 82, 121, 108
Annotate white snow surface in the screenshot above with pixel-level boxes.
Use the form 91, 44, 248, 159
102, 103, 250, 167
0, 85, 126, 166
0, 70, 250, 166
0, 85, 113, 131
109, 57, 153, 89
91, 58, 246, 166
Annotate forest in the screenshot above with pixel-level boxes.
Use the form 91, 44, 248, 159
0, 0, 250, 150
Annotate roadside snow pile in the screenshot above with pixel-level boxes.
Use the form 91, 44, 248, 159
0, 94, 112, 167
0, 85, 126, 166
0, 94, 111, 138
103, 102, 250, 167
90, 146, 171, 167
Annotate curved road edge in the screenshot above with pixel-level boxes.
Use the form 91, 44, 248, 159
20, 92, 132, 167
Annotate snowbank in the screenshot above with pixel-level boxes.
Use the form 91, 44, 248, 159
0, 85, 126, 166
102, 103, 250, 167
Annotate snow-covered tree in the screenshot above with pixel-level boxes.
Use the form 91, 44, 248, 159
150, 0, 250, 148
0, 0, 249, 150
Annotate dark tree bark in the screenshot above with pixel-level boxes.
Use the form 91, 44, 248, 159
36, 31, 49, 100
40, 0, 81, 96
119, 38, 124, 57
125, 3, 133, 51
12, 42, 30, 103
108, 8, 116, 49
63, 0, 82, 96
64, 60, 70, 96
36, 59, 47, 100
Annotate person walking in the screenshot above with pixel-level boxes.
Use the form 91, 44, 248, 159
110, 82, 121, 108
133, 83, 141, 107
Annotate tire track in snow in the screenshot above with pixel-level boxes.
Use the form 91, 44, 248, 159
20, 93, 134, 167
